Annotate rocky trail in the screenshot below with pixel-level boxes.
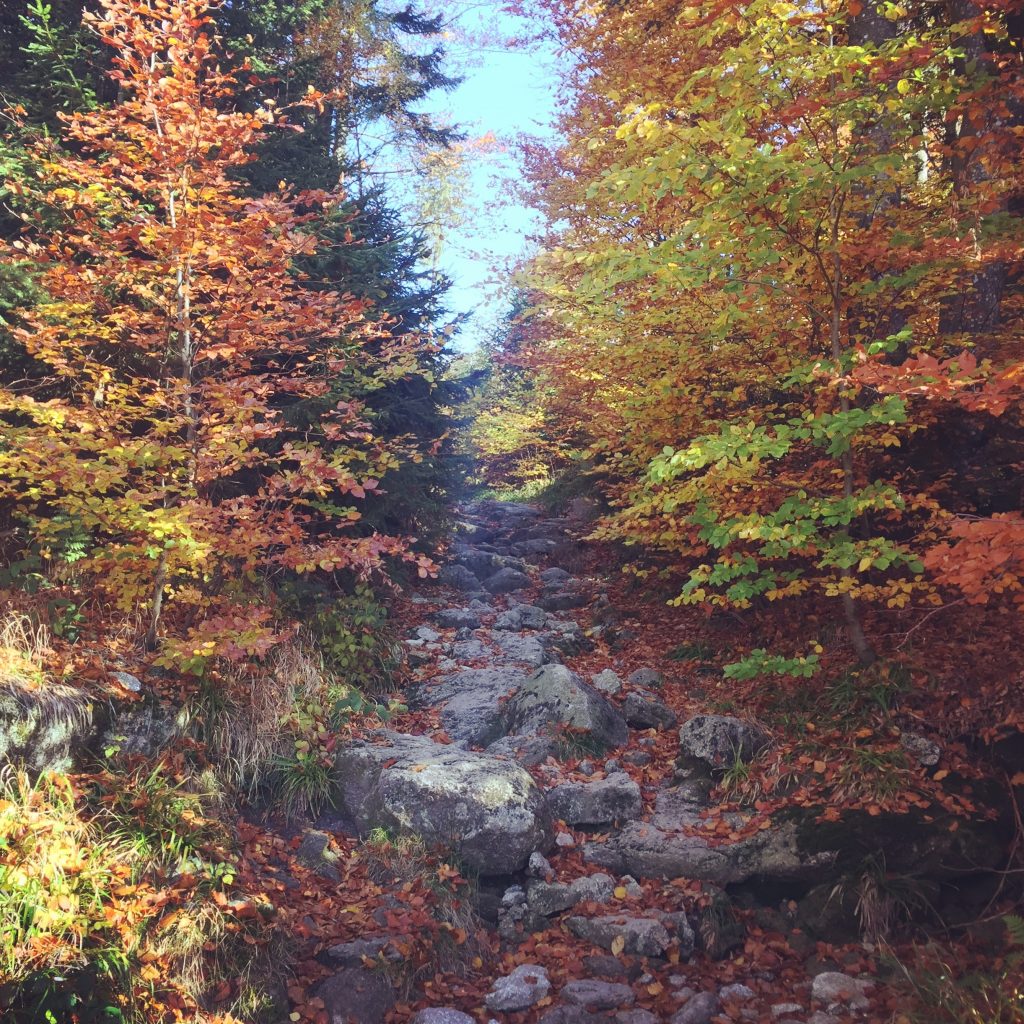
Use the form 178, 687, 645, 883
294, 500, 1005, 1024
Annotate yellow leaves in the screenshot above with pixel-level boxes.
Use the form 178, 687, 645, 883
610, 934, 626, 956
613, 885, 628, 900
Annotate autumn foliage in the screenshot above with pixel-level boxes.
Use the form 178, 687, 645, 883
0, 0, 432, 670
509, 0, 1024, 678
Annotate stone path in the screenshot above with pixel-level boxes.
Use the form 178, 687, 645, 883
316, 501, 893, 1024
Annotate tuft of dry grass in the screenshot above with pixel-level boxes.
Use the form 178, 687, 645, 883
0, 614, 49, 690
186, 639, 329, 799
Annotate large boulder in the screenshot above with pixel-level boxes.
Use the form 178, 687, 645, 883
678, 715, 769, 769
334, 732, 553, 875
546, 772, 643, 826
502, 665, 629, 750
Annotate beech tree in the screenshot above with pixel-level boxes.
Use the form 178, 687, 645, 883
513, 0, 1023, 675
0, 0, 431, 669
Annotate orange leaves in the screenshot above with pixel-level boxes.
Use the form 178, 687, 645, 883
0, 0, 433, 667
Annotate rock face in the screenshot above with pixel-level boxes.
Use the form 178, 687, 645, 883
546, 772, 643, 825
0, 682, 95, 773
334, 732, 553, 874
677, 715, 769, 768
502, 665, 629, 750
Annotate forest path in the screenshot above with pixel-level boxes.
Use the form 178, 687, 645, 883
305, 500, 882, 1024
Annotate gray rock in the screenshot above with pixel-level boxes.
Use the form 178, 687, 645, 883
627, 668, 662, 688
313, 967, 396, 1024
435, 607, 482, 629
592, 669, 624, 695
503, 665, 629, 750
540, 591, 589, 611
540, 567, 572, 586
414, 626, 441, 643
566, 915, 672, 957
623, 692, 678, 731
493, 632, 550, 668
547, 772, 642, 825
901, 730, 941, 767
411, 1011, 476, 1024
811, 972, 873, 1011
616, 1012, 659, 1024
102, 695, 181, 759
323, 936, 399, 966
583, 815, 833, 886
0, 681, 95, 772
111, 671, 142, 693
678, 715, 769, 768
771, 1005, 805, 1019
417, 666, 525, 746
295, 829, 341, 882
485, 964, 551, 1011
529, 851, 554, 878
334, 732, 552, 874
527, 880, 577, 916
719, 983, 755, 1002
451, 638, 488, 661
514, 538, 559, 555
485, 567, 533, 594
494, 604, 549, 631
654, 910, 696, 957
621, 875, 643, 898
669, 991, 720, 1024
538, 1008, 602, 1024
452, 546, 500, 577
542, 621, 588, 656
563, 979, 635, 1010
487, 733, 561, 765
569, 872, 615, 904
439, 564, 481, 590
622, 751, 653, 767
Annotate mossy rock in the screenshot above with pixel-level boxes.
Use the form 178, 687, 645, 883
0, 682, 95, 774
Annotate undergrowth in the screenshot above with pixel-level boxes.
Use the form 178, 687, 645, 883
0, 763, 286, 1023
892, 916, 1024, 1023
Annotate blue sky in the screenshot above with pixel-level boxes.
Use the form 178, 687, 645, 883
417, 2, 564, 350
